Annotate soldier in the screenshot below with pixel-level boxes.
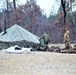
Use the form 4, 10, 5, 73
64, 30, 70, 49
39, 32, 50, 48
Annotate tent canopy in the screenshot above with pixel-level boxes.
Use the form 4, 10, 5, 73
0, 24, 40, 43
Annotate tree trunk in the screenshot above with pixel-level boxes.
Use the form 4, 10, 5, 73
70, 3, 75, 26
6, 0, 9, 27
70, 2, 76, 42
13, 0, 16, 10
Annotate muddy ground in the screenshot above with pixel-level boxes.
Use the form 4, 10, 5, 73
0, 44, 76, 75
0, 51, 76, 75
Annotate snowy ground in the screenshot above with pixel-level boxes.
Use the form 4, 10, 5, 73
0, 44, 76, 75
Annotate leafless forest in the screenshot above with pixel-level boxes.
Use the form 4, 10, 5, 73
0, 0, 76, 43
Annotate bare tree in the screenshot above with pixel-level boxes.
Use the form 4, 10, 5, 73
6, 0, 9, 26
69, 0, 76, 25
61, 0, 67, 25
13, 0, 16, 10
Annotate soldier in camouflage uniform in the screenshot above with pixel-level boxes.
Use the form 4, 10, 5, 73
39, 32, 50, 49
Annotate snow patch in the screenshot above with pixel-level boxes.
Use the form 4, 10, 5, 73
2, 45, 32, 54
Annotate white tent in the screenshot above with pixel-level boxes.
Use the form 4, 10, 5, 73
0, 24, 40, 43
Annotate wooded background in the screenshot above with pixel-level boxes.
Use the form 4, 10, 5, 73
0, 0, 76, 43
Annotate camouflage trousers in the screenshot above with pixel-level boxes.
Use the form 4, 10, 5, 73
65, 41, 70, 49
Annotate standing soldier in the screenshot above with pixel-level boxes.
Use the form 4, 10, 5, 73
64, 30, 70, 49
39, 32, 50, 49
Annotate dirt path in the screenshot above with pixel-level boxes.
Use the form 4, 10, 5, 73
0, 51, 76, 75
